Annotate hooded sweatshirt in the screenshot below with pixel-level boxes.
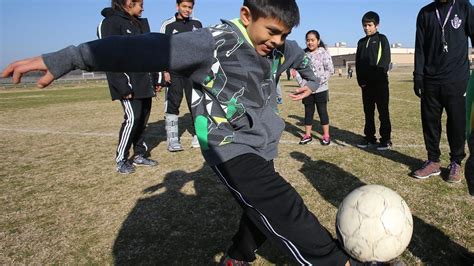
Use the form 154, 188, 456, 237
97, 7, 156, 100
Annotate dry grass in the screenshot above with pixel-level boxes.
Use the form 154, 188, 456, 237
0, 70, 473, 265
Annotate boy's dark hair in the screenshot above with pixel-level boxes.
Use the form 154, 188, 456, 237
362, 11, 380, 25
243, 0, 300, 28
177, 0, 194, 4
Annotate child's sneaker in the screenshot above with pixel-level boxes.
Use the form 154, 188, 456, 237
191, 135, 200, 148
413, 160, 441, 179
167, 138, 184, 152
116, 159, 135, 174
377, 140, 392, 151
321, 135, 331, 146
299, 135, 312, 145
133, 154, 157, 167
356, 139, 377, 148
219, 255, 250, 266
446, 161, 462, 183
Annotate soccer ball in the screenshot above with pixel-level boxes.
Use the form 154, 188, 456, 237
336, 185, 413, 262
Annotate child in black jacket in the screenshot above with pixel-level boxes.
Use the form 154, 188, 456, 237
355, 11, 392, 151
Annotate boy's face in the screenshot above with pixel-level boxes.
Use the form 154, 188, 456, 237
240, 7, 291, 56
363, 21, 378, 36
176, 1, 194, 19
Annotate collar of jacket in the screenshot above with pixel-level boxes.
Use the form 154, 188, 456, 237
174, 13, 191, 23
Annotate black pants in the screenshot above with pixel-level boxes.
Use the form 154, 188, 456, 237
116, 98, 152, 162
165, 75, 195, 134
303, 91, 329, 126
212, 154, 348, 265
361, 81, 391, 143
421, 81, 467, 163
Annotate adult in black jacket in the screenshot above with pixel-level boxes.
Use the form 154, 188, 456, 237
97, 0, 158, 174
160, 0, 202, 152
413, 0, 474, 183
355, 11, 392, 151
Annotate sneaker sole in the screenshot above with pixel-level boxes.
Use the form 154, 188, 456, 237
413, 171, 441, 179
133, 163, 157, 167
446, 178, 462, 184
116, 170, 135, 174
377, 146, 392, 151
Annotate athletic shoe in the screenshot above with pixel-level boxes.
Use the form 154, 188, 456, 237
446, 162, 462, 183
377, 140, 392, 151
321, 136, 331, 146
413, 160, 441, 179
116, 159, 135, 174
133, 154, 157, 167
219, 256, 250, 266
167, 138, 184, 152
299, 135, 312, 145
191, 135, 200, 148
356, 139, 377, 148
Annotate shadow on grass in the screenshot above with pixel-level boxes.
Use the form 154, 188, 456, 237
112, 163, 290, 264
290, 151, 474, 265
286, 115, 424, 173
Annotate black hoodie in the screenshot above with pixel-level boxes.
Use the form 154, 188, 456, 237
97, 7, 156, 100
414, 0, 474, 84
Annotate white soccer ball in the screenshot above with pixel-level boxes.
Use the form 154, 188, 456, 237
336, 185, 413, 262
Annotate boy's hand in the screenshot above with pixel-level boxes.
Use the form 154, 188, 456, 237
413, 78, 423, 98
289, 86, 312, 101
1, 56, 54, 88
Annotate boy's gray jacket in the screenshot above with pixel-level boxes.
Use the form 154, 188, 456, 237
43, 19, 318, 166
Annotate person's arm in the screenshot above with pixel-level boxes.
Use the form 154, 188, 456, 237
355, 40, 366, 87
289, 49, 320, 100
321, 49, 334, 84
2, 30, 215, 88
414, 10, 425, 97
377, 35, 391, 73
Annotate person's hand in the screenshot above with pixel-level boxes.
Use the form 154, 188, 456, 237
155, 85, 163, 93
413, 78, 423, 98
1, 56, 54, 88
123, 93, 133, 100
289, 86, 312, 101
164, 71, 171, 83
290, 69, 297, 78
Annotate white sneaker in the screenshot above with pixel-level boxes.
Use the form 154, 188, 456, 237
167, 138, 184, 152
191, 135, 200, 148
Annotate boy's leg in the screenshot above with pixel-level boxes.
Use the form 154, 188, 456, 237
165, 76, 185, 151
133, 98, 152, 156
116, 99, 141, 163
421, 83, 443, 162
441, 80, 467, 165
361, 86, 376, 143
212, 154, 349, 265
226, 213, 267, 262
375, 81, 391, 143
182, 79, 196, 135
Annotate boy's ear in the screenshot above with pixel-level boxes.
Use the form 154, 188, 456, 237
240, 6, 252, 27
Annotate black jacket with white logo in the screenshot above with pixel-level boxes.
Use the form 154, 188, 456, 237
160, 13, 202, 35
355, 32, 391, 86
414, 0, 474, 84
97, 8, 156, 100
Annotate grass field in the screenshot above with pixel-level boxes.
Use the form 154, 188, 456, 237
0, 69, 473, 265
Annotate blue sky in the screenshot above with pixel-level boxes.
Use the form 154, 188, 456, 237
0, 0, 444, 69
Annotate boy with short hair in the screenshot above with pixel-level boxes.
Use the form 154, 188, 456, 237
160, 0, 202, 151
355, 11, 392, 150
2, 1, 359, 265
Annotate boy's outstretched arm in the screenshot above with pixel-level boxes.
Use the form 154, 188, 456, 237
1, 56, 54, 88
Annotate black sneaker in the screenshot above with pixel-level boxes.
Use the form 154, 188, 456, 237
356, 139, 377, 148
377, 141, 392, 151
116, 159, 135, 174
133, 154, 158, 167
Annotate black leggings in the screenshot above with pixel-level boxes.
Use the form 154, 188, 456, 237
303, 91, 329, 126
